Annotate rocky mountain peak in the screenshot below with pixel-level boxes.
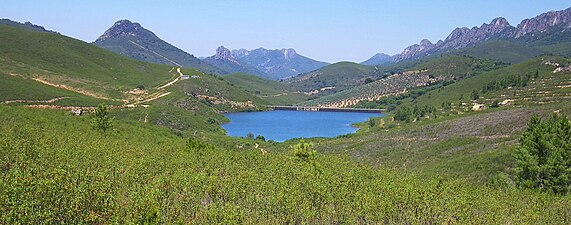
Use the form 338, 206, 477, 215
445, 27, 471, 41
419, 39, 434, 50
215, 46, 234, 60
95, 20, 145, 42
491, 17, 510, 27
282, 48, 297, 60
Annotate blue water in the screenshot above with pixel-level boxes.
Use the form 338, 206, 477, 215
222, 110, 384, 142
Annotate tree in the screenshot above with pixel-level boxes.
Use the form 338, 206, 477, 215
292, 140, 316, 164
246, 133, 255, 139
513, 113, 571, 194
471, 89, 480, 100
255, 135, 266, 141
91, 104, 113, 132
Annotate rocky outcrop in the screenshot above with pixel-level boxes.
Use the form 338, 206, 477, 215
95, 20, 144, 42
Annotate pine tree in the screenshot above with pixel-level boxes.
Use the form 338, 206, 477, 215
513, 113, 571, 194
91, 104, 113, 132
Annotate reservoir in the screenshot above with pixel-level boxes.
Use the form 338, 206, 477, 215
222, 110, 384, 142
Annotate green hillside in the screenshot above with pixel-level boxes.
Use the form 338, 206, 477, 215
0, 24, 268, 134
223, 73, 309, 105
457, 40, 545, 64
284, 62, 379, 94
302, 54, 505, 107
0, 24, 173, 101
2, 105, 570, 224
301, 56, 571, 184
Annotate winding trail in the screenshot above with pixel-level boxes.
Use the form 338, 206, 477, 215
4, 97, 71, 104
157, 67, 183, 89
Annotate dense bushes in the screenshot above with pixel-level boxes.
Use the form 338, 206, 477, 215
1, 106, 571, 224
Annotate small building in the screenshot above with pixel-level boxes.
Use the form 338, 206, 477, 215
191, 75, 200, 79
181, 75, 190, 80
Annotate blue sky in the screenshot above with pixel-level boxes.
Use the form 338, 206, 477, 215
1, 1, 569, 62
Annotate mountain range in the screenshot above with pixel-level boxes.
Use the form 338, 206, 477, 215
363, 7, 571, 64
204, 46, 329, 80
93, 20, 328, 80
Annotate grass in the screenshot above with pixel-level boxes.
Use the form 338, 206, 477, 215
0, 72, 110, 106
1, 105, 570, 224
223, 73, 309, 105
0, 24, 174, 100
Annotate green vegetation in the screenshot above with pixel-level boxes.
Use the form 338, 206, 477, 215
284, 61, 379, 93
93, 20, 223, 74
1, 106, 571, 224
304, 54, 504, 107
457, 40, 545, 64
0, 24, 173, 101
514, 113, 571, 194
223, 73, 308, 105
91, 104, 114, 132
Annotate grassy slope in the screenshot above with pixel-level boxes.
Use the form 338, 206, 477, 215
0, 24, 271, 134
1, 105, 570, 224
0, 24, 173, 101
0, 72, 105, 106
311, 56, 571, 184
223, 73, 308, 105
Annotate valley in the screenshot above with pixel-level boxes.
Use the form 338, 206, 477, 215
1, 4, 571, 224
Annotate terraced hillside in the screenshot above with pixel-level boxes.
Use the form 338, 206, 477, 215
302, 55, 504, 107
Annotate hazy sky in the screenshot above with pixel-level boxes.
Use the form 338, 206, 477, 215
1, 1, 569, 62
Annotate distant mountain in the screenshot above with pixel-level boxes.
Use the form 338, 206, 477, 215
361, 53, 392, 66
377, 7, 571, 63
230, 48, 329, 80
0, 19, 58, 34
204, 46, 328, 80
93, 20, 222, 74
202, 46, 265, 76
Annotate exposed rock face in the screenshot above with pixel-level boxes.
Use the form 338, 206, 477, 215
214, 46, 235, 61
95, 20, 144, 42
391, 7, 571, 62
515, 8, 571, 38
203, 46, 264, 76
